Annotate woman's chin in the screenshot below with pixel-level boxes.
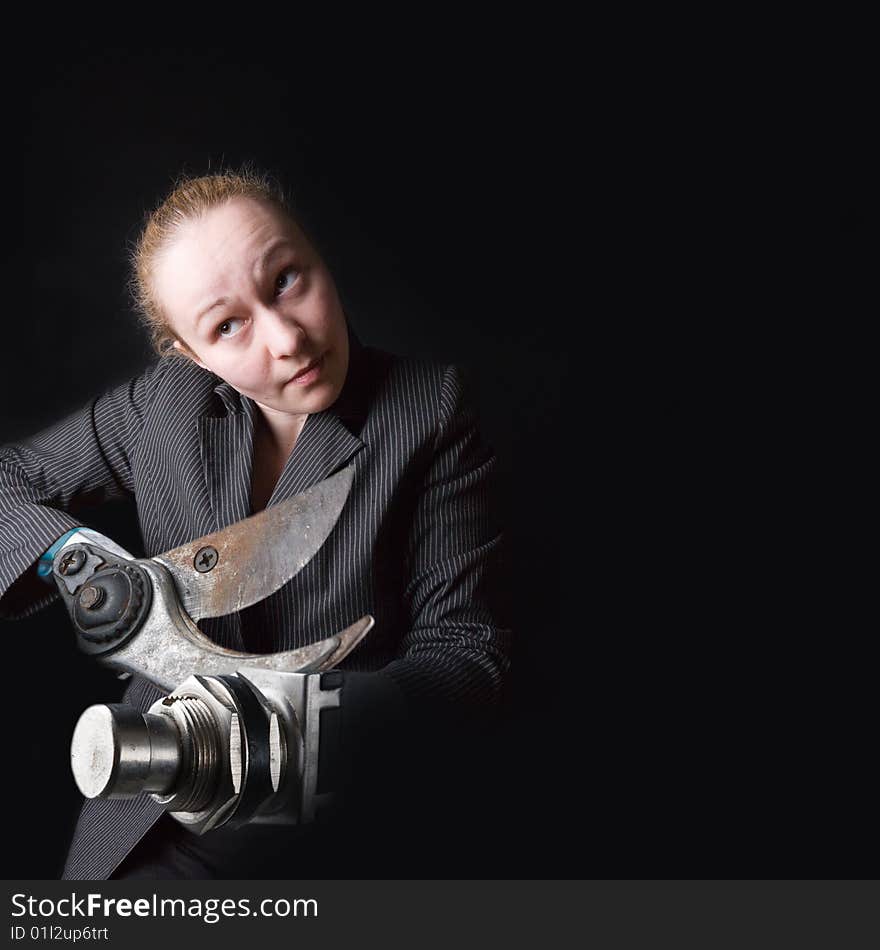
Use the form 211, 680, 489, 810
272, 379, 344, 416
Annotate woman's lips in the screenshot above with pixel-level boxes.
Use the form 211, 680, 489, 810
287, 352, 325, 386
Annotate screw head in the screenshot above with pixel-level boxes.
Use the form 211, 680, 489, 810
194, 546, 219, 573
58, 548, 86, 576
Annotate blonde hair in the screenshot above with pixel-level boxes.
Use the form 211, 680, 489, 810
128, 163, 296, 359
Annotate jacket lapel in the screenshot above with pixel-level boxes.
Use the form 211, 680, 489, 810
267, 410, 364, 505
195, 391, 256, 652
197, 399, 256, 532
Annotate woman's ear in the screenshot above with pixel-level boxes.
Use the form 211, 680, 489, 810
173, 339, 207, 371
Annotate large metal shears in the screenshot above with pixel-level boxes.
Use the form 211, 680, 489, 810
50, 467, 376, 832
50, 466, 373, 692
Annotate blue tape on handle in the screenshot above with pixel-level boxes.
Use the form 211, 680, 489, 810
37, 528, 84, 580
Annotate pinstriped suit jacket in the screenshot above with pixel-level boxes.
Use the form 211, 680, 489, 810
0, 324, 510, 879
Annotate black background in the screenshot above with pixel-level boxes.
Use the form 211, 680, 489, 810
1, 35, 873, 881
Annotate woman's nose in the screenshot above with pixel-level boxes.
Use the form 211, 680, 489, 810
259, 309, 306, 359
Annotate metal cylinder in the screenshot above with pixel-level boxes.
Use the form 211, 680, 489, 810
67, 671, 319, 834
70, 704, 181, 799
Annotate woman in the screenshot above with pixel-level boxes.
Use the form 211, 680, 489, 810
0, 167, 511, 879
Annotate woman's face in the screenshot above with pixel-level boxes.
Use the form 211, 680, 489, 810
153, 197, 350, 422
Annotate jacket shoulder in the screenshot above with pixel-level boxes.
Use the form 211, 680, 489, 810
138, 355, 228, 416
364, 345, 459, 419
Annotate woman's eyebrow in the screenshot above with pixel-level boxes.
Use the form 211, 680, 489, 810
194, 241, 300, 326
195, 296, 231, 327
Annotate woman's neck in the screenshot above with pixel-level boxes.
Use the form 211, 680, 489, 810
255, 404, 308, 454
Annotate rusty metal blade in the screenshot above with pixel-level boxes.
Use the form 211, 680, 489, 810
151, 467, 354, 621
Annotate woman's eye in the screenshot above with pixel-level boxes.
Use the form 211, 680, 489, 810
275, 267, 301, 295
217, 317, 245, 339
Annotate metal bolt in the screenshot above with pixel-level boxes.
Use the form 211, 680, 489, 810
80, 585, 104, 610
58, 549, 86, 576
194, 546, 219, 573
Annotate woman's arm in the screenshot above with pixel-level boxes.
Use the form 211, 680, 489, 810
329, 362, 511, 823
382, 362, 512, 713
0, 362, 165, 619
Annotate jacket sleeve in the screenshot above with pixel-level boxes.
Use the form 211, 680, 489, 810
380, 363, 512, 712
0, 362, 165, 620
